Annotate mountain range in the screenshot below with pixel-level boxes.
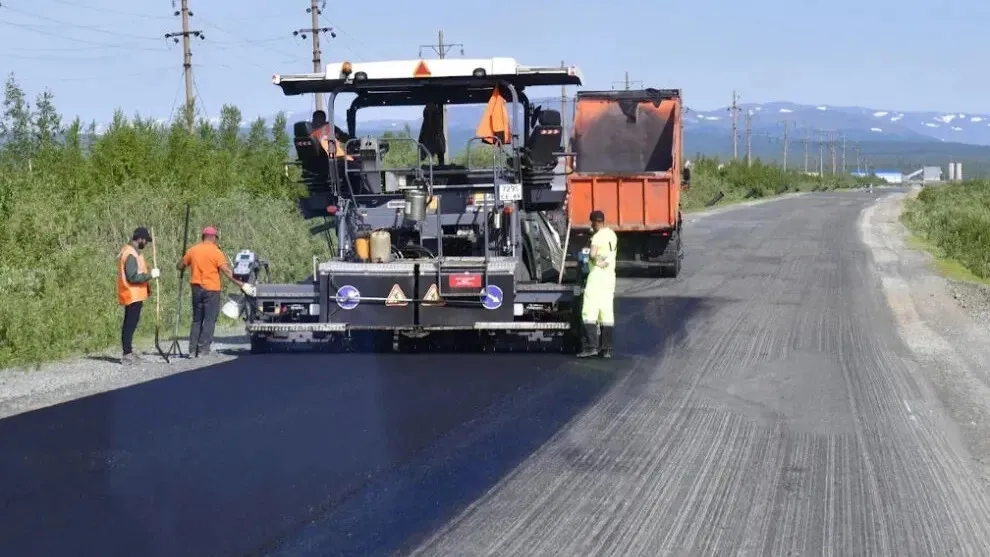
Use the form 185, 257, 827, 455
109, 99, 990, 175
343, 100, 990, 175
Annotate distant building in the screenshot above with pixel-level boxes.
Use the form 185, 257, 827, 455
922, 166, 942, 183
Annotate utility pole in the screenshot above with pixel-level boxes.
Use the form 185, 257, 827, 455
729, 91, 740, 160
419, 30, 464, 161
804, 127, 810, 173
818, 130, 825, 175
165, 0, 204, 134
830, 132, 837, 174
293, 0, 336, 112
841, 133, 846, 173
784, 120, 789, 172
612, 72, 642, 90
745, 109, 752, 167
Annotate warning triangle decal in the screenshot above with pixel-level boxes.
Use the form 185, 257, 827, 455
385, 284, 409, 306
422, 283, 443, 305
413, 60, 431, 77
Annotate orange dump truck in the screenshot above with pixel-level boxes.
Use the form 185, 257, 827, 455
566, 88, 687, 277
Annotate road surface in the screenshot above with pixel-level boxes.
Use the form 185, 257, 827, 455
3, 190, 990, 557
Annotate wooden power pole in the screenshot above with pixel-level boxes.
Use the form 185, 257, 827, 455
830, 132, 837, 174
730, 91, 740, 160
611, 72, 642, 90
818, 130, 825, 174
165, 0, 204, 134
804, 127, 810, 172
745, 109, 752, 167
784, 120, 789, 172
841, 133, 847, 173
293, 0, 336, 112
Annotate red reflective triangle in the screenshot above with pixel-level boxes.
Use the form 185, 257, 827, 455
413, 60, 431, 77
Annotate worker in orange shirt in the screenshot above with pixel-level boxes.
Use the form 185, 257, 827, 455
176, 226, 248, 357
311, 110, 354, 161
118, 227, 160, 365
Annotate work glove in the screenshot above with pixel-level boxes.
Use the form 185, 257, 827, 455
241, 283, 257, 297
151, 268, 161, 278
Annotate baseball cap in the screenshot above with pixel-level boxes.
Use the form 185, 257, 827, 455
202, 226, 218, 236
132, 227, 152, 242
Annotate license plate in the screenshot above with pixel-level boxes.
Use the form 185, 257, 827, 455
498, 183, 522, 202
448, 273, 482, 288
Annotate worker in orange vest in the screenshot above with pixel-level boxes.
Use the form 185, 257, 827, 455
310, 110, 354, 161
117, 227, 160, 365
176, 226, 248, 357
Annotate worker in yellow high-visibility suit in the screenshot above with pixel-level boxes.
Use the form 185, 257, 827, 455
578, 210, 618, 359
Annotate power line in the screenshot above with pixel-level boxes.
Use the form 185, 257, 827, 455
0, 17, 166, 50
293, 0, 336, 112
0, 4, 162, 41
164, 0, 204, 134
48, 0, 173, 20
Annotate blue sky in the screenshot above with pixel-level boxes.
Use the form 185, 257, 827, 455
0, 0, 986, 126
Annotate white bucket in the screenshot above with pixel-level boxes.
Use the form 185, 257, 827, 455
221, 299, 240, 320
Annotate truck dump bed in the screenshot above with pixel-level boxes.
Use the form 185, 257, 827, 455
566, 89, 683, 231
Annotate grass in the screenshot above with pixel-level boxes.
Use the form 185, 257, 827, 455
901, 180, 990, 284
680, 156, 875, 212
903, 233, 990, 286
0, 188, 331, 368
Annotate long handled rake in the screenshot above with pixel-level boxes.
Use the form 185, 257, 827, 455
151, 226, 168, 363
165, 203, 191, 360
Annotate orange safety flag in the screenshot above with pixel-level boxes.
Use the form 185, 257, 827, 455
476, 88, 510, 145
310, 124, 354, 161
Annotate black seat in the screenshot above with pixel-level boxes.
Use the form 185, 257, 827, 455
293, 121, 331, 183
525, 109, 562, 170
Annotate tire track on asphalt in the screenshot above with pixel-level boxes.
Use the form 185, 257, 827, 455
404, 192, 990, 557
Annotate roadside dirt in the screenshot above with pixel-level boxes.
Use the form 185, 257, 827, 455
860, 186, 990, 488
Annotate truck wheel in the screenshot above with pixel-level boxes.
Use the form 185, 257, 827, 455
659, 257, 681, 278
658, 231, 682, 278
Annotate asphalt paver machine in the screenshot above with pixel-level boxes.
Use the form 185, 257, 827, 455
246, 57, 585, 353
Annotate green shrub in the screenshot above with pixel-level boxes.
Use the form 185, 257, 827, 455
902, 180, 990, 279
0, 74, 326, 367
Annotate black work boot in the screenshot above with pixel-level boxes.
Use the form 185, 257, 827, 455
599, 326, 613, 359
576, 323, 600, 358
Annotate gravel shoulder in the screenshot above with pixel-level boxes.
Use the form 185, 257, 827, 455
0, 324, 249, 419
860, 186, 990, 486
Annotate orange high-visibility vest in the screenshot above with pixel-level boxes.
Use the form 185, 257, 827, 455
311, 124, 354, 161
117, 244, 150, 306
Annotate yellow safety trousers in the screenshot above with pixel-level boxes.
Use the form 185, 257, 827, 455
581, 270, 615, 326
